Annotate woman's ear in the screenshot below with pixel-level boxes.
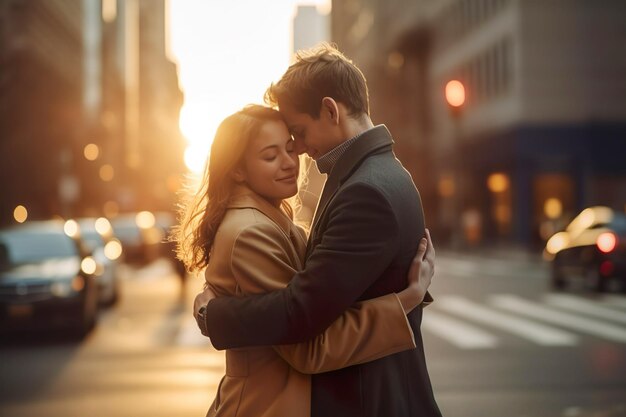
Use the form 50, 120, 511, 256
231, 166, 246, 183
321, 97, 340, 125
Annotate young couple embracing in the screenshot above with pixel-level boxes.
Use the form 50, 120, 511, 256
177, 43, 442, 417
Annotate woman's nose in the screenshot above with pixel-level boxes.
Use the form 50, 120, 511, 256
281, 153, 298, 169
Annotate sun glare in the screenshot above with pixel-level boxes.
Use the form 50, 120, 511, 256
179, 102, 215, 172
169, 0, 331, 173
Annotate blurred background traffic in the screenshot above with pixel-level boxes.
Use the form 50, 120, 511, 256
1, 1, 626, 416
2, 0, 626, 249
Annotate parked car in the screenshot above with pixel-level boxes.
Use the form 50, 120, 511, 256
0, 220, 100, 337
76, 218, 123, 306
111, 212, 163, 265
545, 206, 626, 292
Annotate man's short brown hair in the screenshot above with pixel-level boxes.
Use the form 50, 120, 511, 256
264, 43, 370, 119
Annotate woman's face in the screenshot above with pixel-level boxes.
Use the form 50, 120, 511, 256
239, 119, 299, 206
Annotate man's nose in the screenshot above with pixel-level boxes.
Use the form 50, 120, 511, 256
294, 138, 308, 155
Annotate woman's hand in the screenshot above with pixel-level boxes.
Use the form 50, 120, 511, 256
397, 229, 435, 313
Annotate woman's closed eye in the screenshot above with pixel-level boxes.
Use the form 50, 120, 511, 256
260, 149, 278, 161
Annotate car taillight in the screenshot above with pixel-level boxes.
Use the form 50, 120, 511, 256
596, 232, 617, 253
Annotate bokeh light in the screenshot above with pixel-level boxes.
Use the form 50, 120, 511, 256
445, 80, 465, 108
487, 173, 509, 193
81, 257, 97, 275
99, 164, 114, 181
103, 201, 120, 218
95, 217, 112, 235
136, 211, 156, 229
84, 144, 100, 161
104, 239, 123, 260
544, 198, 563, 220
13, 205, 28, 223
64, 219, 80, 237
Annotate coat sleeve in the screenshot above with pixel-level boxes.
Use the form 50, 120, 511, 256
204, 183, 408, 349
230, 223, 416, 373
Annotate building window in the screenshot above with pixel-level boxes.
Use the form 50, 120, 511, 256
438, 0, 512, 45
487, 172, 512, 236
454, 36, 513, 107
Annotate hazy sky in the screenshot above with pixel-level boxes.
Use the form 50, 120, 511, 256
169, 0, 330, 172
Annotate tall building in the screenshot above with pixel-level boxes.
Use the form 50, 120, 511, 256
293, 5, 330, 53
331, 0, 626, 247
0, 0, 88, 223
137, 0, 185, 211
0, 0, 185, 225
292, 5, 330, 226
106, 0, 185, 213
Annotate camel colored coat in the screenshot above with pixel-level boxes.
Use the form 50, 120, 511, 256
204, 186, 416, 417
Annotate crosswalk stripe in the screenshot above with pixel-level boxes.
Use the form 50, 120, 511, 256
489, 295, 626, 343
436, 296, 578, 345
544, 294, 626, 325
422, 311, 499, 349
602, 295, 626, 309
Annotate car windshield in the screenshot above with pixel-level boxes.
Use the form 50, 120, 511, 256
81, 230, 104, 252
0, 231, 77, 266
610, 213, 626, 232
112, 219, 141, 242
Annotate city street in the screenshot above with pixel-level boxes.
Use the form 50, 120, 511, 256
1, 252, 626, 417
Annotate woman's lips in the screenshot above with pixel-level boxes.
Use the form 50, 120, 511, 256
276, 175, 297, 183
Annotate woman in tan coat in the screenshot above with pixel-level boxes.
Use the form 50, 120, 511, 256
177, 105, 431, 417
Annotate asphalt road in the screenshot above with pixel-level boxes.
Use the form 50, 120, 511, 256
427, 249, 626, 417
1, 252, 625, 417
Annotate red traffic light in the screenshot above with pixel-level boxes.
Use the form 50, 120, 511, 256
445, 80, 466, 108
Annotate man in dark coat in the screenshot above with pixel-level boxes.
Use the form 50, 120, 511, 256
194, 43, 442, 417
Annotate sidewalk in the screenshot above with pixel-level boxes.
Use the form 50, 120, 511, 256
436, 244, 549, 281
438, 244, 544, 263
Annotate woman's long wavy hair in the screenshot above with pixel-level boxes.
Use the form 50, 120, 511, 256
175, 105, 295, 272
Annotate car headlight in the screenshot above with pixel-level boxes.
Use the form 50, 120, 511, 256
50, 276, 85, 297
51, 281, 73, 297
546, 232, 569, 255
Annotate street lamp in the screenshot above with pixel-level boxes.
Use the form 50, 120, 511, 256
444, 79, 466, 247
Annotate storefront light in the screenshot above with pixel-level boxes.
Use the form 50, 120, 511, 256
487, 173, 509, 193
84, 144, 100, 161
13, 205, 28, 223
544, 198, 563, 220
438, 174, 455, 197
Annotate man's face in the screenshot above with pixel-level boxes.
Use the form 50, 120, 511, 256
278, 100, 340, 160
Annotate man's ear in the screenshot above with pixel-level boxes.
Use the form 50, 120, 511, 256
321, 97, 340, 125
